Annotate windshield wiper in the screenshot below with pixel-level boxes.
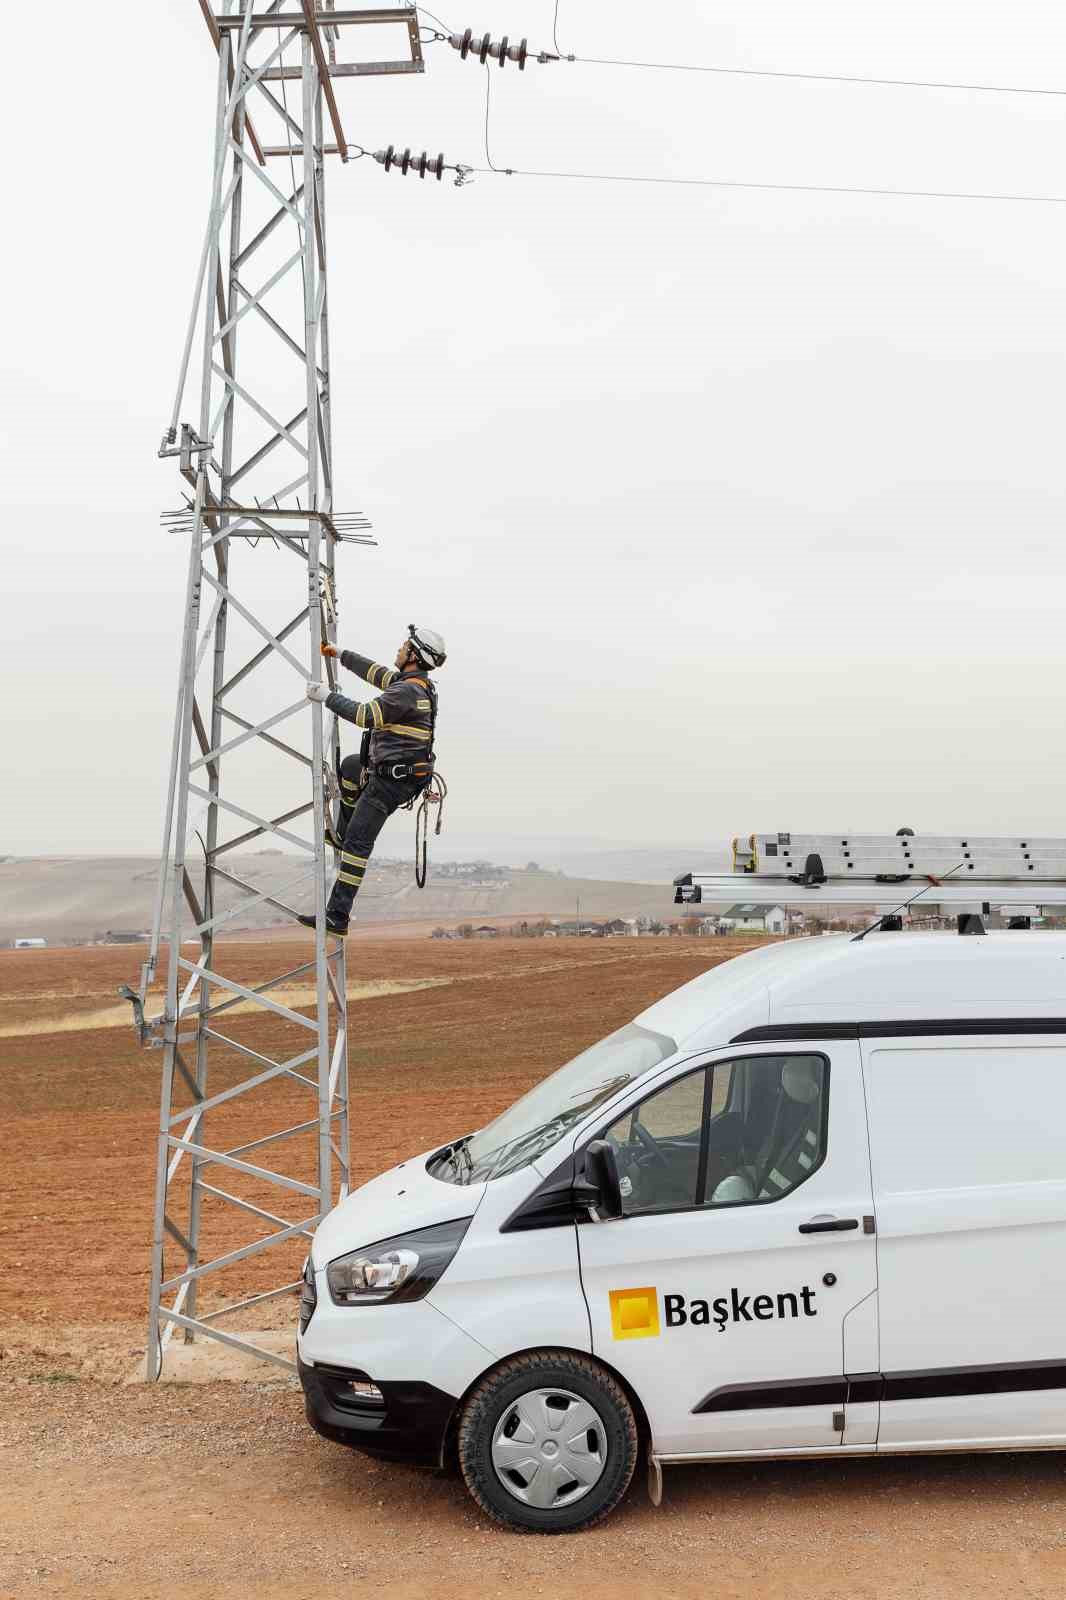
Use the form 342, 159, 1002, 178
476, 1079, 636, 1182
432, 1136, 474, 1183
563, 1072, 631, 1108
481, 1115, 578, 1180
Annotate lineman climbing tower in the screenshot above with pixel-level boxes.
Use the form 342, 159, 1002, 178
129, 3, 427, 1378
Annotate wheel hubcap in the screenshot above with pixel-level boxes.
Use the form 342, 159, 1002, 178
490, 1387, 608, 1509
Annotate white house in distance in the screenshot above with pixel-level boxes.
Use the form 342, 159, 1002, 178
717, 903, 788, 935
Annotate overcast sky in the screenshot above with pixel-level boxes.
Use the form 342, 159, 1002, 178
4, 1, 1065, 863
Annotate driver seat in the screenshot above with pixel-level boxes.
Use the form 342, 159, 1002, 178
710, 1058, 822, 1204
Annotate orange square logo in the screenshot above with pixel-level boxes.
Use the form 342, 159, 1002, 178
609, 1286, 660, 1341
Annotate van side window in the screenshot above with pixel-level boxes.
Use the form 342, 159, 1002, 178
603, 1054, 828, 1216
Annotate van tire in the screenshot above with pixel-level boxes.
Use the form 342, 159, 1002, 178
457, 1351, 639, 1532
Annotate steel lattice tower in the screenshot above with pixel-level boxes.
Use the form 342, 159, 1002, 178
129, 2, 424, 1378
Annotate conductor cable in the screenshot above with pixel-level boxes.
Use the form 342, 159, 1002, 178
567, 51, 1066, 100
539, 1, 1066, 99
474, 162, 1066, 205
475, 40, 1066, 203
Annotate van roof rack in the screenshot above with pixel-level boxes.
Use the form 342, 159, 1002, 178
673, 831, 1066, 912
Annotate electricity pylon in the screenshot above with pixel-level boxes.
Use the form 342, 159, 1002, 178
129, 2, 423, 1378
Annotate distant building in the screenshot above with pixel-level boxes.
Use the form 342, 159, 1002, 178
13, 937, 46, 949
473, 925, 499, 938
105, 930, 148, 944
718, 904, 787, 934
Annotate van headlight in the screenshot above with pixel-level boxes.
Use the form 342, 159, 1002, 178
326, 1217, 472, 1307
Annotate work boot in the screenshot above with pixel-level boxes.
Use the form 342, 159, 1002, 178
296, 912, 349, 939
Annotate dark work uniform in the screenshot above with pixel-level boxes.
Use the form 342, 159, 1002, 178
324, 651, 438, 927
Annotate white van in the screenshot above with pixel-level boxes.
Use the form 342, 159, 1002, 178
297, 931, 1066, 1531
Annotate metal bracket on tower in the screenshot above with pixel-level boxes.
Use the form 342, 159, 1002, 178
158, 423, 214, 473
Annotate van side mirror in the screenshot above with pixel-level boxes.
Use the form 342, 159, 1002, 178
580, 1140, 623, 1221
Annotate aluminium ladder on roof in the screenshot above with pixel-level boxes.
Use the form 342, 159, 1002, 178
674, 832, 1066, 910
735, 833, 1066, 880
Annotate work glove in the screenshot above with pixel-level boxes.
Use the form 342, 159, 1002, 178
305, 681, 331, 703
321, 641, 338, 659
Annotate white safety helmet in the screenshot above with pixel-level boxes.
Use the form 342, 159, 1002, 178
711, 1172, 757, 1204
782, 1058, 821, 1105
407, 624, 447, 669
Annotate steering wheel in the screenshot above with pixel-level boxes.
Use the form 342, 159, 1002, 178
633, 1119, 669, 1168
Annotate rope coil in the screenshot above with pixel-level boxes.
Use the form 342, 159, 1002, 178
412, 772, 448, 889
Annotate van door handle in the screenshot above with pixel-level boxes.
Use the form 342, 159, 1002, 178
798, 1216, 859, 1235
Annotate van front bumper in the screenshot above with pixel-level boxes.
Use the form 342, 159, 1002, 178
298, 1354, 458, 1468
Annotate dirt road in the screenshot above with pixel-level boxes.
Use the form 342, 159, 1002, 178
4, 1348, 1066, 1599
3, 936, 1066, 1596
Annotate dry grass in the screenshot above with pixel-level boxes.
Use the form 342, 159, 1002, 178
0, 977, 451, 1038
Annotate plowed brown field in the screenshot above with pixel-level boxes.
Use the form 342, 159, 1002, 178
0, 935, 755, 1327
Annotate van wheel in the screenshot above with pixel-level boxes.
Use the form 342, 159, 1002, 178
458, 1351, 638, 1532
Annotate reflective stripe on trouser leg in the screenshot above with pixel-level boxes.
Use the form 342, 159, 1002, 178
337, 754, 364, 842
327, 781, 398, 924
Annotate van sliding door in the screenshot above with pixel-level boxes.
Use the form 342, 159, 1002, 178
863, 1038, 1066, 1451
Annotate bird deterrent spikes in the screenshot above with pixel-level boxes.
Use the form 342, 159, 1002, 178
372, 147, 474, 186
447, 30, 559, 68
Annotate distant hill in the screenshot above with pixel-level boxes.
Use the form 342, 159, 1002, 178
546, 846, 732, 884
0, 854, 684, 944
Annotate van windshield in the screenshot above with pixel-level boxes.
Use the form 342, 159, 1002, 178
431, 1022, 677, 1185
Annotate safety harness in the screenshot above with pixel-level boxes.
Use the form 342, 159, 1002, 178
347, 671, 446, 887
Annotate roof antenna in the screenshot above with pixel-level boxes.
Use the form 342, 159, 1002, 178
851, 860, 967, 942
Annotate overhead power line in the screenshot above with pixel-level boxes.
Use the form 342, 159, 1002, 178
474, 162, 1066, 205
565, 52, 1066, 101
368, 14, 1066, 207
527, 3, 1066, 99
476, 59, 1066, 205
